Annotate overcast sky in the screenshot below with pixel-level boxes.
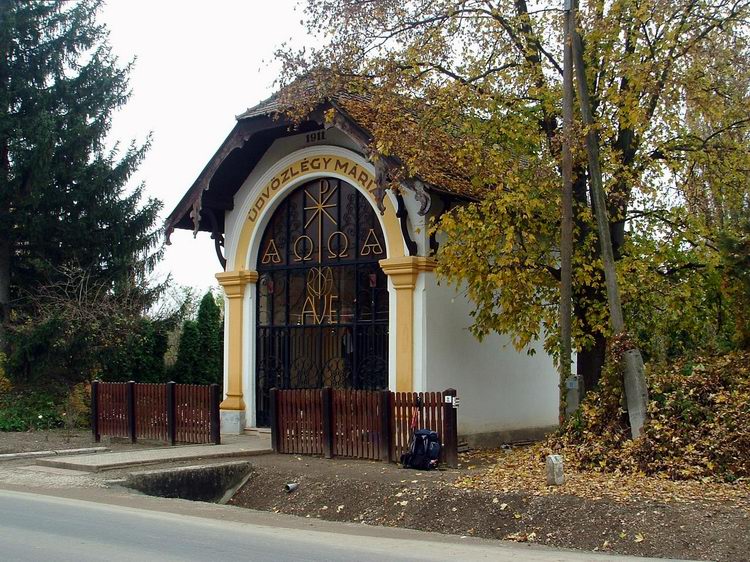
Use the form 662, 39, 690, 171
99, 0, 307, 295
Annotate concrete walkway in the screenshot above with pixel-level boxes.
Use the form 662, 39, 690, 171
0, 447, 109, 461
35, 435, 272, 472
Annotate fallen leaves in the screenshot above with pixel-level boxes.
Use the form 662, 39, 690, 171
551, 350, 750, 483
457, 350, 750, 507
456, 442, 750, 508
505, 531, 536, 542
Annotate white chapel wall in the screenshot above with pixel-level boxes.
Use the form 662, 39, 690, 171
423, 275, 559, 446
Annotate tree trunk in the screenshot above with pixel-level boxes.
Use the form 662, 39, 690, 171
577, 332, 606, 393
571, 158, 605, 391
0, 0, 10, 353
0, 236, 8, 352
570, 3, 648, 438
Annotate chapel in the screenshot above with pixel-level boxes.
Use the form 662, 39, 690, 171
166, 90, 558, 445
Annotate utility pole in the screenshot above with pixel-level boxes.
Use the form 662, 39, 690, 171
568, 0, 649, 437
561, 0, 577, 420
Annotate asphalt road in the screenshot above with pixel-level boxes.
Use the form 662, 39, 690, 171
0, 489, 672, 562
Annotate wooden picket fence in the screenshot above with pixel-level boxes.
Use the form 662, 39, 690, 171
333, 389, 388, 461
275, 388, 325, 456
270, 387, 458, 467
391, 391, 448, 463
91, 381, 221, 445
134, 383, 168, 441
175, 384, 214, 444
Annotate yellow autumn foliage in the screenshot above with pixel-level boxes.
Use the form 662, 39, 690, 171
0, 353, 11, 395
62, 383, 90, 429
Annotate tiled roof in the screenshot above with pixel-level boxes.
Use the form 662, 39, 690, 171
235, 93, 283, 120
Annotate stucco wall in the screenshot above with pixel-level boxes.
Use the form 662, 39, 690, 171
422, 275, 559, 445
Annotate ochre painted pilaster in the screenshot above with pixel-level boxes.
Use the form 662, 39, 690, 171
379, 257, 437, 392
216, 270, 258, 411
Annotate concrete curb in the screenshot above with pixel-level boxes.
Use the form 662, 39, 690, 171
0, 447, 110, 462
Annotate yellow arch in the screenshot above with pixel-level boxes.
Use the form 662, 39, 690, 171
232, 153, 404, 270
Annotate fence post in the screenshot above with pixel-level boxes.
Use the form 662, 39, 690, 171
442, 388, 458, 468
379, 390, 392, 463
91, 380, 100, 443
127, 381, 137, 444
210, 384, 221, 445
321, 386, 333, 459
269, 388, 279, 453
165, 381, 176, 445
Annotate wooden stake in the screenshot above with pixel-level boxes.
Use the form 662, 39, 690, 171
561, 0, 577, 420
569, 1, 648, 437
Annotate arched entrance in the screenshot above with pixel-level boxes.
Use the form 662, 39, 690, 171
254, 177, 389, 426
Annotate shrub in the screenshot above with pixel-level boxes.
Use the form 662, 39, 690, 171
0, 380, 91, 433
0, 353, 11, 394
0, 387, 64, 432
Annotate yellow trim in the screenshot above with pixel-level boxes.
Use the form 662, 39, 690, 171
224, 152, 430, 400
215, 270, 258, 411
232, 154, 404, 270
379, 257, 436, 392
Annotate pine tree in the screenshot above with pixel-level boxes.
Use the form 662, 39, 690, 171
103, 318, 170, 383
170, 320, 200, 384
166, 292, 223, 385
0, 1, 162, 369
195, 291, 222, 386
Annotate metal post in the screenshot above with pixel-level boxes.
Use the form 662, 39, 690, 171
91, 380, 100, 443
442, 388, 458, 468
166, 381, 176, 445
269, 388, 279, 453
209, 384, 221, 445
321, 386, 333, 459
126, 381, 136, 444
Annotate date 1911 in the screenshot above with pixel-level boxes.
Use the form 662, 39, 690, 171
305, 130, 326, 143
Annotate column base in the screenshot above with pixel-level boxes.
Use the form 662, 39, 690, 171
220, 409, 246, 435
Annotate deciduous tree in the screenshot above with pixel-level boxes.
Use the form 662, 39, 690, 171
276, 1, 750, 430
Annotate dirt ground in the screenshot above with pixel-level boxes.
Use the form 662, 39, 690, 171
229, 453, 750, 562
0, 428, 166, 454
2, 431, 748, 561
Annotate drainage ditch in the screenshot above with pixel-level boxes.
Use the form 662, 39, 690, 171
123, 461, 254, 504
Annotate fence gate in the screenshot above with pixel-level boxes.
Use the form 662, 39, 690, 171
269, 387, 458, 467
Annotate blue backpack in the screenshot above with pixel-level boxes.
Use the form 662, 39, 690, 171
401, 429, 441, 470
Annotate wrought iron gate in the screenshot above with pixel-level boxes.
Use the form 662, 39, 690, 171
255, 177, 389, 426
